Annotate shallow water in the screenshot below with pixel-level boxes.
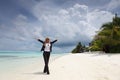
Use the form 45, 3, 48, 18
0, 51, 66, 73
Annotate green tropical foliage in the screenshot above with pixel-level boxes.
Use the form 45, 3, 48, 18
71, 42, 84, 53
90, 14, 120, 53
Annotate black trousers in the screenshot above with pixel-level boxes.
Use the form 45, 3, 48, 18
43, 51, 50, 74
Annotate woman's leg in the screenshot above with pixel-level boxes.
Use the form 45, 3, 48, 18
43, 52, 47, 73
46, 52, 50, 74
43, 52, 50, 74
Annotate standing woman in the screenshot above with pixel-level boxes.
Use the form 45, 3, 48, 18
37, 37, 57, 74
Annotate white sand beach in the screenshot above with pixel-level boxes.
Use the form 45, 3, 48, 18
1, 52, 120, 80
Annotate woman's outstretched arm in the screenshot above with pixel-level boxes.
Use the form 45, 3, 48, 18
51, 39, 58, 44
37, 39, 44, 43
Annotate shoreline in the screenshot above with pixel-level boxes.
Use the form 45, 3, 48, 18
0, 53, 66, 76
1, 52, 120, 80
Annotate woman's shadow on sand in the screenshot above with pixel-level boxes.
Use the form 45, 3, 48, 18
24, 72, 47, 75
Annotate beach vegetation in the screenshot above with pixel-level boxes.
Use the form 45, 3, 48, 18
71, 42, 84, 53
90, 14, 120, 53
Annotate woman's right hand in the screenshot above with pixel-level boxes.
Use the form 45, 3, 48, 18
37, 39, 40, 41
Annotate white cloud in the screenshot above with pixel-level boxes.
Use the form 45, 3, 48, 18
87, 9, 114, 29
106, 0, 120, 10
0, 13, 45, 51
12, 14, 43, 39
32, 3, 114, 44
73, 3, 88, 10
0, 2, 115, 52
58, 9, 69, 15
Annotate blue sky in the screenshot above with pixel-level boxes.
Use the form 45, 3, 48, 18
0, 0, 120, 53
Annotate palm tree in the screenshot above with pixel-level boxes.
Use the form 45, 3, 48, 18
72, 42, 84, 53
90, 13, 120, 53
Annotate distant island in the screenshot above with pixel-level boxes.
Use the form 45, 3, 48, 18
72, 14, 120, 53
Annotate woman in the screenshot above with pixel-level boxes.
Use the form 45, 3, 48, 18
37, 37, 57, 74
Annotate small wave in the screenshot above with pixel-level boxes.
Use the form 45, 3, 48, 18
0, 55, 18, 58
0, 55, 38, 60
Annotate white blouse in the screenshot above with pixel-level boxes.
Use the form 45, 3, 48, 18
44, 43, 51, 52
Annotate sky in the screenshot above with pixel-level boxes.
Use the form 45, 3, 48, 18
0, 0, 120, 53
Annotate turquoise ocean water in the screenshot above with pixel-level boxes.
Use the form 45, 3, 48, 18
0, 51, 66, 73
